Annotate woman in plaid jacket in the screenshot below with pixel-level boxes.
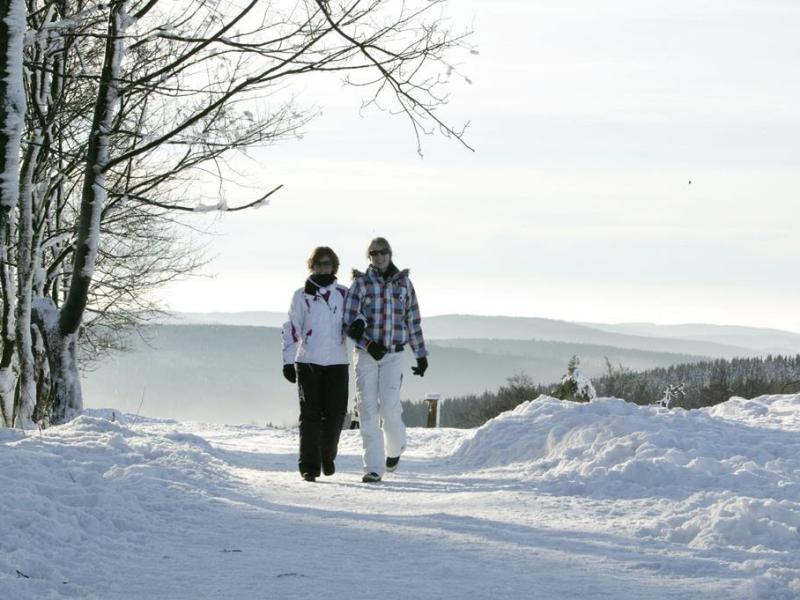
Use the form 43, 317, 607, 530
344, 237, 429, 483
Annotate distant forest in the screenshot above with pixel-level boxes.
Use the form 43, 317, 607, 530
402, 354, 800, 428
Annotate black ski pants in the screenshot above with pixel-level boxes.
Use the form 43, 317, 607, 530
296, 362, 349, 476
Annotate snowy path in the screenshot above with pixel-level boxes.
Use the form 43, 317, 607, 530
3, 396, 800, 599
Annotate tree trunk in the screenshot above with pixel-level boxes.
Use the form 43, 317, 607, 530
14, 138, 42, 427
50, 1, 127, 423
31, 320, 51, 425
0, 0, 25, 208
0, 250, 16, 425
32, 297, 80, 424
0, 0, 26, 427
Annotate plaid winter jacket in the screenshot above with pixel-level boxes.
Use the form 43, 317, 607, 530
344, 265, 428, 359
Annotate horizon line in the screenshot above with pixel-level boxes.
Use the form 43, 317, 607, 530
166, 309, 800, 336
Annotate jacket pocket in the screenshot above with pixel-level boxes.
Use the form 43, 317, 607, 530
391, 287, 408, 312
363, 293, 379, 320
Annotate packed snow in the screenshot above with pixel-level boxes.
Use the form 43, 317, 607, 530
2, 395, 800, 599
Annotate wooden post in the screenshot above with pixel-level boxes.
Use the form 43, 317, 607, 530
424, 393, 441, 428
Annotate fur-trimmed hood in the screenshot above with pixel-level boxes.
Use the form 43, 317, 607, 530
352, 263, 409, 282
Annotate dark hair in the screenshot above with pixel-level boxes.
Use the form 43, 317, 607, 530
366, 237, 392, 259
307, 246, 340, 274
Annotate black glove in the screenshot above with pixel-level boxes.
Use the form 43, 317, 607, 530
346, 319, 365, 340
366, 340, 388, 361
412, 356, 428, 377
282, 364, 296, 383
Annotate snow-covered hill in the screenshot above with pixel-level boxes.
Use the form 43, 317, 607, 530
2, 396, 800, 599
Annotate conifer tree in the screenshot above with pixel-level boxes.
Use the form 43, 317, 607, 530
552, 355, 597, 403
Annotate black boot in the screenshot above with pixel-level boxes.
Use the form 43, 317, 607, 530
386, 456, 400, 472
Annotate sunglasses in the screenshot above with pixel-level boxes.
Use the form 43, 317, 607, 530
369, 249, 390, 257
314, 259, 333, 266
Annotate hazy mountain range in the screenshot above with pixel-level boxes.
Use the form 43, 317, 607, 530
81, 312, 800, 425
172, 311, 800, 356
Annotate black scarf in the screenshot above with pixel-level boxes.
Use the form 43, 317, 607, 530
306, 274, 336, 293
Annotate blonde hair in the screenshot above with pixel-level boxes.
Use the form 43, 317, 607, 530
367, 237, 392, 259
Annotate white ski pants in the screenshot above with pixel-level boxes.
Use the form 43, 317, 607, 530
354, 348, 407, 475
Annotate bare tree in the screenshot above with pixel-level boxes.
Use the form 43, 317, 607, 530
1, 0, 473, 426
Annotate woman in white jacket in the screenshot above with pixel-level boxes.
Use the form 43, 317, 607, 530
281, 247, 350, 482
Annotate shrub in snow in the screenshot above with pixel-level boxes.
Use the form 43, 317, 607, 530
552, 355, 597, 403
657, 383, 686, 409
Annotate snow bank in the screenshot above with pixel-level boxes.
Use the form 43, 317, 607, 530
0, 413, 235, 598
450, 395, 800, 555
704, 394, 800, 431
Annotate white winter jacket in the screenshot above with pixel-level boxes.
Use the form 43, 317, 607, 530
281, 277, 349, 366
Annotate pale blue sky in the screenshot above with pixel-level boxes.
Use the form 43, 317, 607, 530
158, 0, 800, 332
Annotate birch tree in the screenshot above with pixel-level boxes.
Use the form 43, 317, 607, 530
0, 0, 26, 425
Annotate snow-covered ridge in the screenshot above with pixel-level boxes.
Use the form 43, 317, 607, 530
450, 396, 800, 496
449, 395, 800, 555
